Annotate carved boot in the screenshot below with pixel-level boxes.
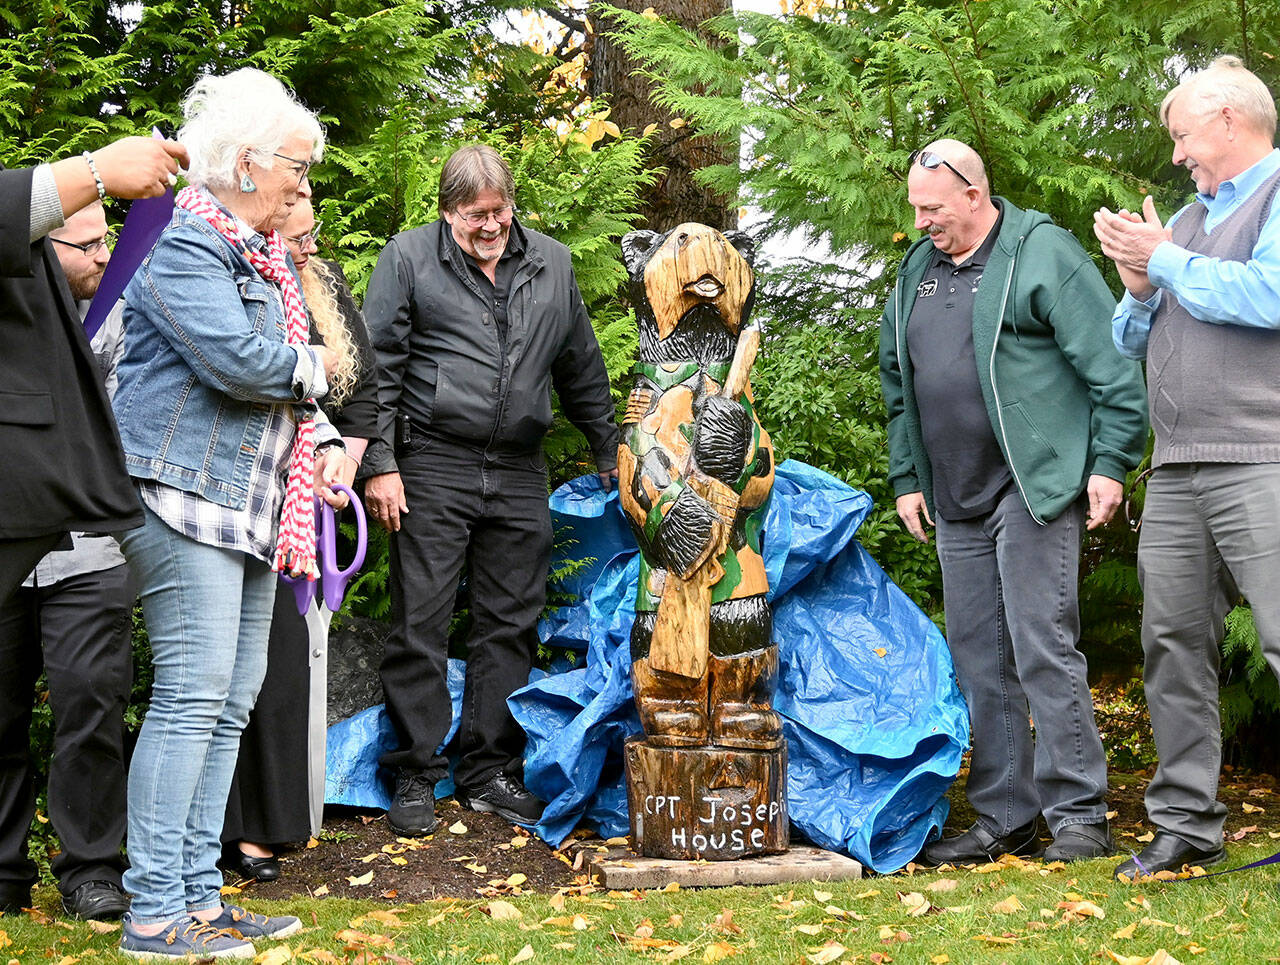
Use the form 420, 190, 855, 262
709, 646, 783, 750
632, 658, 709, 746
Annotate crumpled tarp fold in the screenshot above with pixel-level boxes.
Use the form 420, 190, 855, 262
324, 460, 968, 873
510, 460, 968, 873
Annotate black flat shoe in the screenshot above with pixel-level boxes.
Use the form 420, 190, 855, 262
231, 851, 281, 882
1113, 830, 1225, 880
61, 879, 130, 920
1044, 821, 1115, 862
917, 820, 1042, 867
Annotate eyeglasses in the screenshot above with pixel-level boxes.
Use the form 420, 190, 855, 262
457, 204, 515, 229
909, 149, 973, 187
51, 232, 116, 257
284, 220, 323, 248
273, 151, 313, 185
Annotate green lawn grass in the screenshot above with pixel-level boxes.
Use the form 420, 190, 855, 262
5, 844, 1279, 964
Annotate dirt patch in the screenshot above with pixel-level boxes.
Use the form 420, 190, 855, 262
237, 799, 588, 902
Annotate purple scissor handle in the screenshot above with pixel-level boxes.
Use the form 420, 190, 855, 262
280, 482, 368, 615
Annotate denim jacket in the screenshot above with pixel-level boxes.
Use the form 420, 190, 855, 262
113, 206, 316, 511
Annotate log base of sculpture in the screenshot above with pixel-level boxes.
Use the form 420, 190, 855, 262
625, 737, 788, 860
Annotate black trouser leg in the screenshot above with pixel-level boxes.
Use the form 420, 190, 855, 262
455, 462, 551, 789
41, 564, 135, 893
378, 440, 478, 780
0, 588, 44, 898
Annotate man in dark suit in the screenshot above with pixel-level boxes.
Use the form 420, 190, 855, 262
0, 136, 185, 603
0, 135, 185, 914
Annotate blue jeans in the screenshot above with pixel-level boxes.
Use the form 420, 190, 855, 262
935, 488, 1107, 836
118, 505, 275, 923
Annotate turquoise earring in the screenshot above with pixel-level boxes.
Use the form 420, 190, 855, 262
240, 173, 257, 193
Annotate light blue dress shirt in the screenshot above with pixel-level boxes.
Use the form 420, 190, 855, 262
1111, 148, 1280, 359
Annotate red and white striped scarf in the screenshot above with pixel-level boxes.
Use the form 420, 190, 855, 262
175, 187, 318, 579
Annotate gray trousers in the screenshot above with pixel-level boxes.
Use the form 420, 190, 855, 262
936, 488, 1108, 836
1139, 463, 1280, 850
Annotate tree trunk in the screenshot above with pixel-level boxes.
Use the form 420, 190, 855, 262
588, 0, 735, 232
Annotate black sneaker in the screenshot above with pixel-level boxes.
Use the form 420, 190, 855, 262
456, 773, 545, 825
388, 769, 439, 836
62, 879, 130, 921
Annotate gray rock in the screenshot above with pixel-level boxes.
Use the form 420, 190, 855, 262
327, 615, 389, 725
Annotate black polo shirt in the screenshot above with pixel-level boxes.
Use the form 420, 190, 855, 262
446, 219, 527, 338
905, 207, 1013, 521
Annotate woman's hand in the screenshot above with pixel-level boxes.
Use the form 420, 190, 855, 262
315, 445, 353, 508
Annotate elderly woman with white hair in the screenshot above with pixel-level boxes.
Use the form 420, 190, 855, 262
111, 68, 352, 959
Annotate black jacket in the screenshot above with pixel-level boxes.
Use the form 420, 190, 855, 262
0, 165, 141, 539
364, 218, 617, 473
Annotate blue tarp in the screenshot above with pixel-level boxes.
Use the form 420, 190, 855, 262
325, 460, 968, 873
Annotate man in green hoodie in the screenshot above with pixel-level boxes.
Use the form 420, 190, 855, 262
879, 139, 1148, 866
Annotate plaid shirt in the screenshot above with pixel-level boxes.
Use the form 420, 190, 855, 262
139, 405, 295, 563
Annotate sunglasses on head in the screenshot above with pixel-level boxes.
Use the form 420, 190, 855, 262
909, 149, 973, 187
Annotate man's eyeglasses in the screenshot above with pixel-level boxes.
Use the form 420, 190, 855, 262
273, 151, 313, 185
51, 233, 116, 257
457, 204, 515, 229
909, 149, 973, 187
284, 220, 323, 249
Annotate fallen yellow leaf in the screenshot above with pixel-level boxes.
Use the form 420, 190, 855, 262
1111, 922, 1137, 939
306, 836, 319, 849
346, 870, 374, 886
926, 878, 958, 892
793, 924, 824, 935
805, 943, 847, 964
255, 947, 295, 964
1136, 831, 1155, 843
487, 901, 523, 921
449, 821, 468, 834
506, 873, 528, 887
510, 944, 535, 964
992, 895, 1025, 914
813, 889, 833, 902
873, 647, 888, 658
702, 940, 736, 962
1243, 802, 1265, 813
313, 884, 329, 897
85, 920, 119, 934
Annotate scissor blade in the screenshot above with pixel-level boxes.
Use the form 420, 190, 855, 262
305, 601, 333, 838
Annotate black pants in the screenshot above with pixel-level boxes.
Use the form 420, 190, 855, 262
379, 436, 551, 789
0, 563, 135, 895
223, 585, 312, 848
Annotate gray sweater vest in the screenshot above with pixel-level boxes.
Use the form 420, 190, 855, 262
1148, 166, 1280, 468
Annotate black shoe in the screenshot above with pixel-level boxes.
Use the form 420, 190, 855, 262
918, 820, 1042, 867
1044, 821, 1115, 862
1113, 830, 1226, 880
230, 850, 281, 882
388, 769, 440, 836
456, 772, 545, 825
62, 880, 130, 921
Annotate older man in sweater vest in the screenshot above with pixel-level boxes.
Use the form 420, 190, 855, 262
1095, 55, 1280, 880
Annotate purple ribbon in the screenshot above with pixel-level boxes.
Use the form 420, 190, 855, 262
83, 129, 175, 340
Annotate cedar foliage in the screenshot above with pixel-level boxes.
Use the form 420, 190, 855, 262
609, 0, 1280, 662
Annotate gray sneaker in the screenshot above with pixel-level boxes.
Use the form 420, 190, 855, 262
204, 903, 302, 939
119, 914, 255, 960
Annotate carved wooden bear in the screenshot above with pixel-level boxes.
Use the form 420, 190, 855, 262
617, 223, 779, 752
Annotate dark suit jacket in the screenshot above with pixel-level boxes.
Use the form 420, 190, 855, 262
0, 164, 141, 538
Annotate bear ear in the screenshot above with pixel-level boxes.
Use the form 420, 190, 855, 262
621, 230, 662, 272
723, 230, 756, 267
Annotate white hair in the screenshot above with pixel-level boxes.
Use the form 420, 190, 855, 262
179, 68, 324, 190
1161, 55, 1277, 140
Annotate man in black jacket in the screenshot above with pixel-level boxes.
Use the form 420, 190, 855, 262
364, 144, 618, 834
0, 135, 185, 913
